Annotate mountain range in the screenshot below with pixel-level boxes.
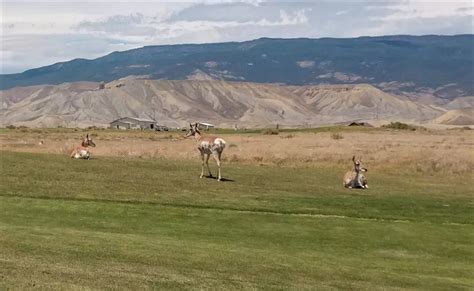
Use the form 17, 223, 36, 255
1, 35, 473, 100
1, 35, 473, 128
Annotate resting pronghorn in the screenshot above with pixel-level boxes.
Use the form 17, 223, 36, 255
186, 122, 226, 181
70, 134, 96, 159
343, 156, 368, 189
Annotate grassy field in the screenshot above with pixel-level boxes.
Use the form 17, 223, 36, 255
1, 145, 473, 289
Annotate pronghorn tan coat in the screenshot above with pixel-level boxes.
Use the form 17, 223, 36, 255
70, 134, 96, 159
343, 156, 368, 189
186, 123, 226, 181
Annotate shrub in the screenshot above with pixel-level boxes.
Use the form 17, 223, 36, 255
253, 156, 264, 162
382, 122, 417, 131
17, 125, 29, 132
6, 125, 16, 129
261, 128, 279, 135
229, 154, 240, 163
330, 132, 344, 140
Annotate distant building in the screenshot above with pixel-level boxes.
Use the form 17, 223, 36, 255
198, 122, 216, 130
110, 117, 157, 130
347, 121, 373, 127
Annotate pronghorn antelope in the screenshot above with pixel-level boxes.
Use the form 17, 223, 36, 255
70, 134, 96, 159
343, 156, 368, 189
186, 122, 226, 181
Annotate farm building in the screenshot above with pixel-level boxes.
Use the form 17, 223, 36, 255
110, 117, 157, 130
198, 122, 216, 130
347, 121, 373, 127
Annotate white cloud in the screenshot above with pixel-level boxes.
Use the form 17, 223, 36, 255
335, 10, 349, 16
370, 1, 473, 21
1, 33, 136, 73
73, 7, 310, 43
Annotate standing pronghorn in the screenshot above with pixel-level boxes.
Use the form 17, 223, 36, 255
343, 156, 368, 189
186, 122, 226, 181
70, 134, 96, 159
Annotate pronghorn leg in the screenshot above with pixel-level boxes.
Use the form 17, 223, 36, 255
212, 152, 222, 181
351, 177, 359, 188
70, 149, 77, 158
205, 154, 213, 177
200, 152, 205, 179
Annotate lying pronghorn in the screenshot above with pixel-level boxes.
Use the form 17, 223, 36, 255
343, 156, 368, 189
186, 122, 226, 181
70, 134, 96, 159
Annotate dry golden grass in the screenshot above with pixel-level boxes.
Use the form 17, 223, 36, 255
1, 128, 473, 175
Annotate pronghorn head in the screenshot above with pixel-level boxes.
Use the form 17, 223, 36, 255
82, 134, 96, 147
185, 122, 201, 138
352, 156, 367, 172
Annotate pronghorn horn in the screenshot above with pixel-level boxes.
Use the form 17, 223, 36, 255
352, 156, 355, 162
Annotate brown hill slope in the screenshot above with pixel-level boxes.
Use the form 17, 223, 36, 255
0, 80, 443, 128
291, 84, 441, 122
444, 96, 474, 110
432, 108, 474, 125
0, 80, 315, 128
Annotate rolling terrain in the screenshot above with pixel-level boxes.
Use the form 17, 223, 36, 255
292, 84, 441, 122
432, 108, 474, 125
0, 79, 449, 128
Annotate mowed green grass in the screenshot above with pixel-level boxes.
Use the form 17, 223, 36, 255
0, 151, 473, 289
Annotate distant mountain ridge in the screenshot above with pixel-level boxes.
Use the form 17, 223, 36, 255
1, 35, 473, 99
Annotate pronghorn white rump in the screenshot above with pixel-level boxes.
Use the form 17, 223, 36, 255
70, 134, 96, 159
343, 156, 368, 189
186, 122, 226, 181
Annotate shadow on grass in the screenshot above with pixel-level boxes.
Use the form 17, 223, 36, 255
204, 175, 235, 182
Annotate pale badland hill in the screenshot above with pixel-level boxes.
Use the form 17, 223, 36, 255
444, 96, 474, 110
432, 108, 474, 125
291, 84, 441, 122
0, 79, 447, 128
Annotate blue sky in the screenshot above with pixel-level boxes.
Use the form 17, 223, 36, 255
1, 0, 473, 74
